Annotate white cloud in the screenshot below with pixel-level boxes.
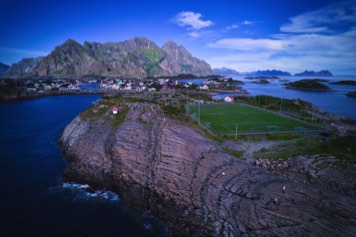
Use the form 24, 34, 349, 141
188, 31, 201, 38
242, 20, 254, 25
207, 28, 356, 74
206, 1, 356, 74
226, 24, 239, 30
280, 0, 356, 33
0, 47, 48, 57
208, 38, 285, 51
173, 11, 213, 30
224, 21, 255, 31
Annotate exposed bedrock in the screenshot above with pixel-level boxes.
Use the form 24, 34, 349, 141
60, 103, 356, 236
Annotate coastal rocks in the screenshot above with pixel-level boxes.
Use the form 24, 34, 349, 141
60, 102, 356, 236
251, 155, 356, 197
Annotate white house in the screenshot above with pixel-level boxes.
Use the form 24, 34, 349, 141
224, 96, 233, 102
112, 106, 118, 115
199, 85, 209, 90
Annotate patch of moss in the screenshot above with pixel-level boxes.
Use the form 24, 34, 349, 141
79, 104, 108, 121
163, 104, 185, 117
79, 96, 122, 121
308, 136, 356, 163
259, 148, 268, 152
226, 148, 245, 159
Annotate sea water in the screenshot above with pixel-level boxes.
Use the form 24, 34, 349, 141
0, 95, 168, 237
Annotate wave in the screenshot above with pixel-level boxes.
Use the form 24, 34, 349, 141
48, 182, 120, 202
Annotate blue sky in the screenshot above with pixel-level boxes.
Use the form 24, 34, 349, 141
0, 0, 355, 75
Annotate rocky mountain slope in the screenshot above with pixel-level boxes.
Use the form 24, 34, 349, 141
59, 100, 355, 236
4, 38, 212, 78
0, 62, 9, 75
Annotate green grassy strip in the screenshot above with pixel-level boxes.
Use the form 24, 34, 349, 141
111, 107, 129, 127
226, 148, 245, 159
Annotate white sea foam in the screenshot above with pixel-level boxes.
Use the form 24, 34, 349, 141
60, 182, 120, 201
144, 223, 152, 230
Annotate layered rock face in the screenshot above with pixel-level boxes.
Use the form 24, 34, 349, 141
5, 38, 212, 78
60, 103, 356, 236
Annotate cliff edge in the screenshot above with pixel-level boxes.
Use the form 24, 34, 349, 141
59, 101, 355, 236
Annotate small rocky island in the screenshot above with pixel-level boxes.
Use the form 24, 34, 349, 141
330, 80, 356, 85
285, 79, 333, 91
252, 79, 270, 84
59, 94, 356, 236
346, 91, 356, 97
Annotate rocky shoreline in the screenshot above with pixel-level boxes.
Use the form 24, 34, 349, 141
59, 101, 356, 236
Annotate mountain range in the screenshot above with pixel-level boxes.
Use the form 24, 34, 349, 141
213, 68, 333, 77
294, 70, 333, 77
212, 67, 240, 75
3, 37, 212, 78
213, 68, 291, 76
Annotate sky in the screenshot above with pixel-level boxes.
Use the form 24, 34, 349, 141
0, 0, 355, 75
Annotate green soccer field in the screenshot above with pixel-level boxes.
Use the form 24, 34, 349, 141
187, 103, 323, 134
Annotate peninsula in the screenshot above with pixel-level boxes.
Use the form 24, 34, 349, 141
60, 93, 356, 236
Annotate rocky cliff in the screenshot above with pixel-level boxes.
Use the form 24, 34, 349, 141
5, 38, 212, 78
59, 101, 356, 236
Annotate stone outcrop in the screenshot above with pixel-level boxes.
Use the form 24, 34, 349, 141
251, 155, 356, 197
5, 38, 212, 78
60, 102, 356, 236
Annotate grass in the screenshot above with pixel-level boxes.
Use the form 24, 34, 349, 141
79, 96, 121, 121
266, 133, 302, 141
309, 136, 356, 163
188, 103, 323, 134
235, 95, 321, 123
79, 103, 108, 121
188, 117, 223, 143
254, 135, 356, 164
111, 107, 129, 127
226, 148, 245, 159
